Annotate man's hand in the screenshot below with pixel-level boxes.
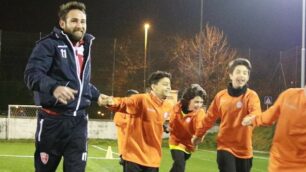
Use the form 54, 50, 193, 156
241, 115, 256, 126
98, 94, 114, 106
53, 86, 78, 105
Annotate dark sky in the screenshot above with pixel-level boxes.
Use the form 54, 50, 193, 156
0, 0, 302, 51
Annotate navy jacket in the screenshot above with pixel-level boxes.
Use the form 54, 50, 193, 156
24, 27, 100, 116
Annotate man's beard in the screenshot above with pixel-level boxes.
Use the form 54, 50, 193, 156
66, 29, 84, 42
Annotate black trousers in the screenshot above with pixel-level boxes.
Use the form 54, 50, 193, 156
119, 155, 125, 165
217, 150, 253, 172
124, 160, 159, 172
34, 111, 88, 172
170, 149, 191, 172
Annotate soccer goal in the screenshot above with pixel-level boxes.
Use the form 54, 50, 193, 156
3, 105, 117, 140
6, 105, 41, 139
8, 104, 41, 118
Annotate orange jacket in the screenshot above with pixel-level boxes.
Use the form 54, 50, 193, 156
252, 88, 306, 172
113, 112, 129, 154
198, 88, 261, 158
110, 92, 173, 167
169, 103, 206, 152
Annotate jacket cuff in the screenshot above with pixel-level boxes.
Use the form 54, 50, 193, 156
49, 83, 59, 95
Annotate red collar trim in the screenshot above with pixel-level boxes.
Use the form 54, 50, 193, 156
74, 40, 84, 47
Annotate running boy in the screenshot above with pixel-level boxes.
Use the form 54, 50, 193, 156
192, 58, 262, 172
99, 71, 173, 172
168, 84, 207, 172
242, 86, 306, 172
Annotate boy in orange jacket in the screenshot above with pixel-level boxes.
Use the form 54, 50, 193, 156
192, 58, 262, 172
168, 84, 207, 172
242, 86, 306, 172
99, 71, 173, 172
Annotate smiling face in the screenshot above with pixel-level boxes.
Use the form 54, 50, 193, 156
188, 96, 204, 112
151, 77, 171, 100
59, 9, 86, 42
229, 65, 250, 89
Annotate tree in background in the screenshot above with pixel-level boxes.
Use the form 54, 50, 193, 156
168, 24, 237, 100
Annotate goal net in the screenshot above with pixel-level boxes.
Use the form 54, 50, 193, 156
8, 104, 41, 118
6, 105, 41, 139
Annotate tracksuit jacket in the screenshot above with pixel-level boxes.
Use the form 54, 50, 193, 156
197, 88, 262, 158
109, 92, 173, 168
169, 103, 206, 153
24, 27, 100, 116
252, 88, 306, 172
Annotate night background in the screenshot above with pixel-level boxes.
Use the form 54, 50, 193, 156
0, 0, 304, 118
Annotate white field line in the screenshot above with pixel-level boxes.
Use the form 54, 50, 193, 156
0, 155, 33, 158
0, 154, 120, 160
253, 150, 269, 154
91, 145, 120, 156
0, 145, 121, 160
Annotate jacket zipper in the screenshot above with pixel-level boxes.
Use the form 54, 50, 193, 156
61, 31, 93, 116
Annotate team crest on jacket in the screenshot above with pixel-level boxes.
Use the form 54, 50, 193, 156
236, 101, 243, 109
40, 152, 49, 164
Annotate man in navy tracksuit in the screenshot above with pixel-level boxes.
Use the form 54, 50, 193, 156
24, 1, 102, 172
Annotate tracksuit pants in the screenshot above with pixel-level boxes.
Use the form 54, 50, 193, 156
34, 111, 88, 172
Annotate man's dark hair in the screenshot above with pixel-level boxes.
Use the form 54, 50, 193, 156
228, 58, 252, 74
58, 1, 86, 20
148, 71, 171, 86
180, 84, 207, 112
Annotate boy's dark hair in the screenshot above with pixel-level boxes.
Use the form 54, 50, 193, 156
180, 84, 207, 112
148, 71, 171, 86
177, 88, 184, 101
126, 89, 139, 97
228, 58, 252, 74
58, 1, 86, 20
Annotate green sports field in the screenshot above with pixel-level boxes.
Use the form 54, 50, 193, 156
0, 140, 269, 172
